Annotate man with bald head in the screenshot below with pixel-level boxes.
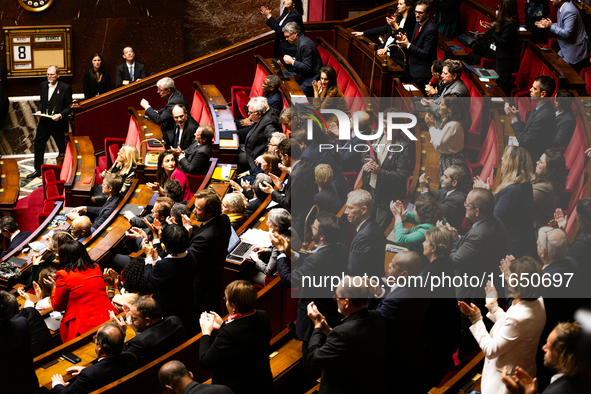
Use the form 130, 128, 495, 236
444, 187, 507, 357
28, 65, 72, 179
369, 251, 429, 394
70, 216, 92, 242
51, 323, 137, 393
163, 104, 199, 150
158, 360, 234, 394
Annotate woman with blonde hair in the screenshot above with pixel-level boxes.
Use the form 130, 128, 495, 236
460, 256, 546, 394
222, 192, 249, 230
92, 144, 139, 204
474, 145, 535, 256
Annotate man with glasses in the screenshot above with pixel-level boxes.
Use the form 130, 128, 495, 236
140, 77, 188, 133
110, 296, 185, 366
395, 0, 439, 94
306, 276, 387, 393
163, 104, 198, 150
69, 216, 92, 242
51, 323, 137, 393
28, 65, 72, 179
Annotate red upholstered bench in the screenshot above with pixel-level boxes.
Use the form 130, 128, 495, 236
317, 37, 368, 114
511, 44, 558, 101
452, 3, 491, 54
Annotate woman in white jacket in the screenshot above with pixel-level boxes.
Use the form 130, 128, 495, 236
459, 256, 546, 394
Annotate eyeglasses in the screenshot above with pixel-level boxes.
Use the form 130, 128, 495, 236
464, 201, 474, 208
129, 316, 143, 323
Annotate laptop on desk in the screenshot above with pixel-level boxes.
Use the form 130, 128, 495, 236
463, 61, 499, 79
226, 226, 255, 263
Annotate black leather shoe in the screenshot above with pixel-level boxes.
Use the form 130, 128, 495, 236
26, 171, 41, 179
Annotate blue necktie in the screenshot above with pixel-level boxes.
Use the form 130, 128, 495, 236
129, 66, 134, 82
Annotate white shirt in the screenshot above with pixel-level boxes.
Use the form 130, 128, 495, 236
48, 82, 57, 104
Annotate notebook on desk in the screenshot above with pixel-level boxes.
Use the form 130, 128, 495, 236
462, 61, 499, 79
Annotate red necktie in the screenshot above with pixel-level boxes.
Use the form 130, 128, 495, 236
413, 25, 421, 42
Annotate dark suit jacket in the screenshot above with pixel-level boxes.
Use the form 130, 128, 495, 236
178, 142, 212, 175
426, 188, 467, 230
348, 219, 386, 278
314, 186, 341, 215
1, 230, 32, 258
266, 9, 304, 57
552, 111, 576, 148
115, 62, 147, 87
361, 135, 412, 209
164, 115, 199, 150
293, 34, 324, 91
87, 192, 124, 229
189, 214, 232, 315
182, 381, 235, 394
38, 80, 72, 135
364, 16, 416, 44
407, 20, 439, 80
450, 216, 508, 301
146, 90, 189, 132
276, 243, 349, 341
543, 375, 591, 393
144, 251, 197, 334
15, 307, 55, 357
271, 160, 316, 237
490, 21, 518, 61
245, 196, 266, 218
307, 309, 387, 394
243, 110, 281, 169
374, 285, 430, 393
199, 310, 273, 394
511, 101, 557, 162
567, 233, 591, 290
124, 316, 186, 365
494, 182, 536, 257
0, 318, 38, 394
264, 90, 283, 114
52, 353, 138, 394
421, 256, 461, 383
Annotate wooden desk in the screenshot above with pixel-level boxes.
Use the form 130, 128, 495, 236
66, 135, 96, 208
128, 107, 164, 184
438, 36, 468, 61
0, 158, 20, 216
334, 25, 405, 97
35, 317, 136, 392
265, 58, 307, 99
194, 82, 239, 163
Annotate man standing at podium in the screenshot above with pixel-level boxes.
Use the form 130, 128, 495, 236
28, 65, 72, 179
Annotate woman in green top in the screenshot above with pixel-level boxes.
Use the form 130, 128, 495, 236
390, 194, 445, 251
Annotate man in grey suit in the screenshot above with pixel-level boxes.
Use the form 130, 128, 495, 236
173, 124, 214, 175
140, 77, 188, 133
445, 188, 508, 356
424, 59, 469, 119
535, 0, 590, 72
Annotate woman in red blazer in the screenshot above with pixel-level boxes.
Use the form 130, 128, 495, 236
51, 240, 116, 343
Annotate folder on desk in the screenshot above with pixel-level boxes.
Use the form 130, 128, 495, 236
212, 166, 235, 181
119, 204, 146, 217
